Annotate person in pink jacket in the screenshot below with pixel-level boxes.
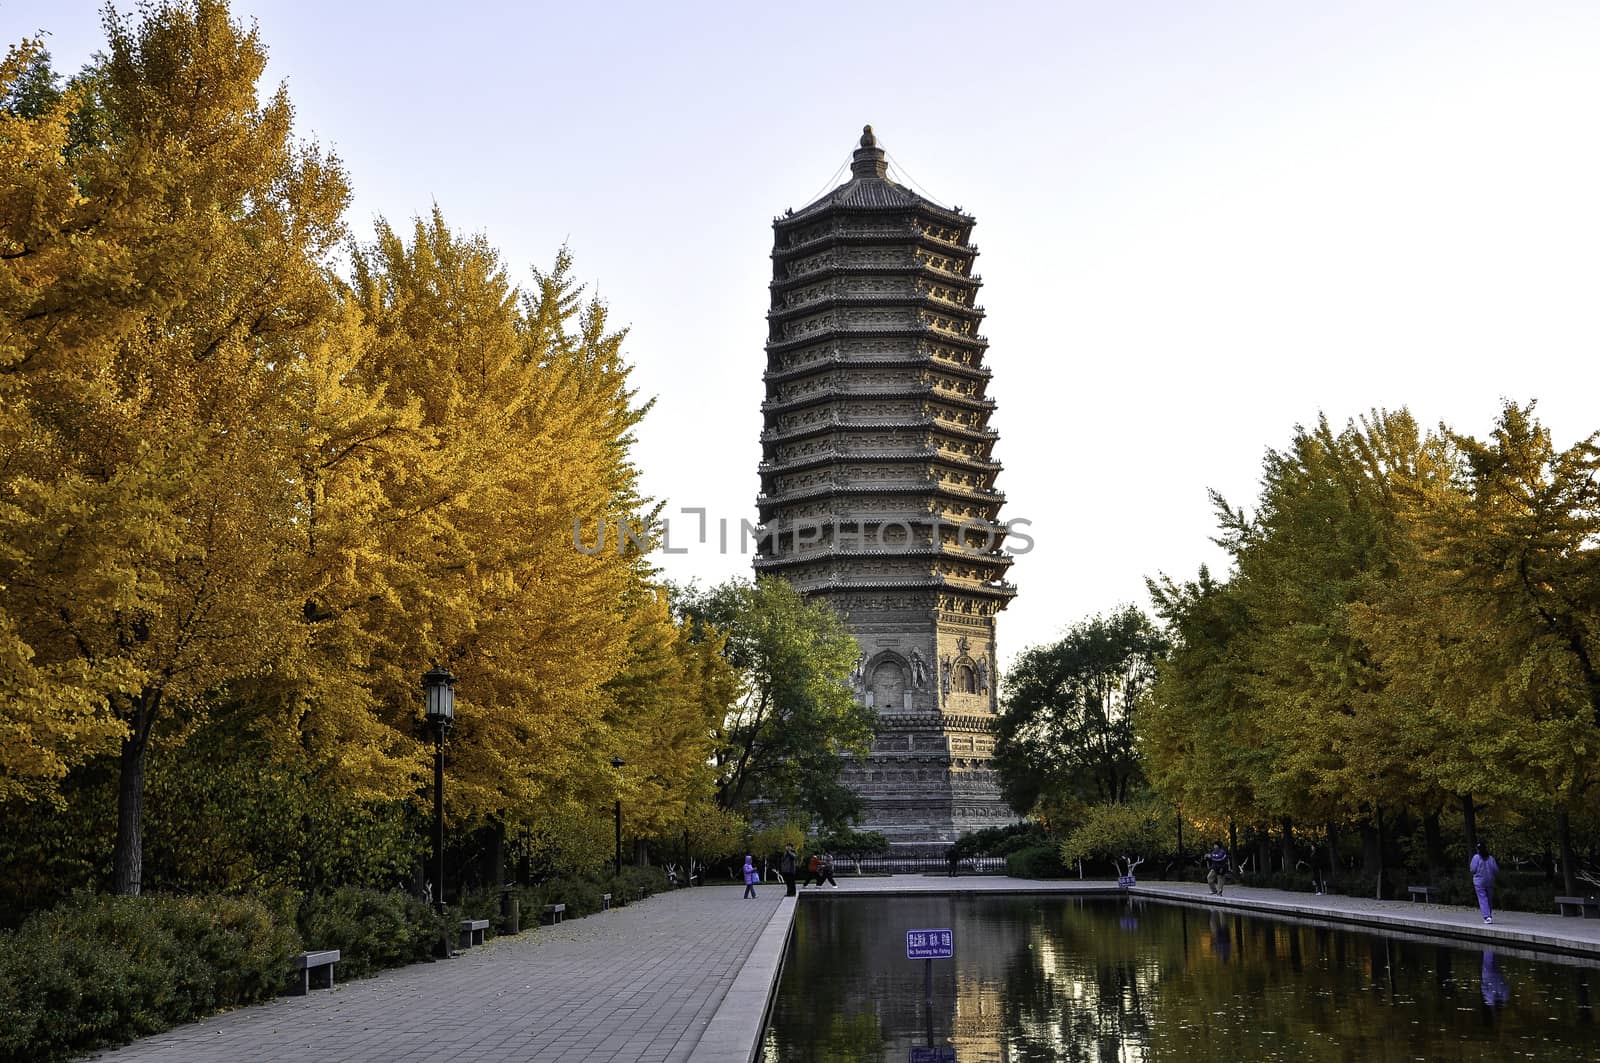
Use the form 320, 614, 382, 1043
742, 855, 759, 899
1470, 841, 1500, 923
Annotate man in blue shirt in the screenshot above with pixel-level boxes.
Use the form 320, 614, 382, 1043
1206, 842, 1230, 896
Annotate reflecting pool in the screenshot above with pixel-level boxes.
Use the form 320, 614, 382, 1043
760, 894, 1600, 1061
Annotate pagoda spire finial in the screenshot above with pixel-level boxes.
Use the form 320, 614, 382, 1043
850, 123, 888, 179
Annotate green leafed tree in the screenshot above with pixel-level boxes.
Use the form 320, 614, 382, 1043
1369, 402, 1600, 894
994, 606, 1166, 817
1058, 798, 1173, 878
675, 578, 873, 834
1141, 566, 1263, 832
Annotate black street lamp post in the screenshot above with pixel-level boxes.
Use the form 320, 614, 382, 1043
422, 666, 457, 913
610, 756, 625, 880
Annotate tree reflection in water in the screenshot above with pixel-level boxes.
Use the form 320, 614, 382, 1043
760, 895, 1600, 1062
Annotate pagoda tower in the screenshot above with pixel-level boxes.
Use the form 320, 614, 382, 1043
756, 126, 1018, 849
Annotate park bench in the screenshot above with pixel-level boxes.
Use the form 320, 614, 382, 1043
1555, 896, 1600, 918
601, 892, 612, 911
542, 903, 565, 925
288, 949, 340, 995
1407, 886, 1436, 903
459, 918, 489, 949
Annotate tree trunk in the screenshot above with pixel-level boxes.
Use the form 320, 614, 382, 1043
1257, 831, 1271, 876
1360, 819, 1381, 876
1280, 817, 1295, 874
1460, 794, 1478, 856
1423, 809, 1446, 875
1374, 806, 1387, 900
489, 822, 505, 890
1229, 820, 1238, 860
1558, 810, 1579, 898
1325, 821, 1340, 892
112, 702, 155, 896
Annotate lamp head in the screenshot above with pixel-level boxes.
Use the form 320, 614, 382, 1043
422, 666, 457, 724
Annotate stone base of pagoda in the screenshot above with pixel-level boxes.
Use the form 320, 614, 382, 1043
841, 741, 1019, 851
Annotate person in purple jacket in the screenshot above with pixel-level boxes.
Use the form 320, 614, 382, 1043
742, 855, 759, 899
1470, 841, 1499, 923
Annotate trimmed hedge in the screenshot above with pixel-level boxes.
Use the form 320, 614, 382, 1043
0, 873, 668, 1062
952, 823, 1046, 861
1006, 844, 1071, 879
487, 865, 671, 931
297, 887, 443, 979
0, 886, 455, 1063
1234, 867, 1567, 913
0, 893, 300, 1063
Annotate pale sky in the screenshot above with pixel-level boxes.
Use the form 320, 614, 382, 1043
7, 1, 1599, 665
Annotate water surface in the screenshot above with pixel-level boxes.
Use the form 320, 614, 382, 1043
761, 894, 1599, 1061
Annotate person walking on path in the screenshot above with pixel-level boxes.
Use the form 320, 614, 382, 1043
802, 852, 821, 888
742, 855, 759, 899
1470, 840, 1500, 923
1206, 841, 1230, 896
780, 843, 798, 896
817, 853, 838, 888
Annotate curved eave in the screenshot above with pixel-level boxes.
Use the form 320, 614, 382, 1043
759, 449, 1002, 477
760, 418, 999, 447
767, 295, 985, 327
772, 230, 979, 264
753, 547, 1015, 571
756, 482, 1006, 513
780, 573, 1019, 599
760, 385, 996, 417
763, 353, 992, 386
759, 448, 938, 475
771, 264, 981, 295
766, 325, 988, 356
776, 189, 973, 232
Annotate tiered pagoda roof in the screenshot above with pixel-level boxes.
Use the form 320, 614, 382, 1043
758, 128, 1015, 616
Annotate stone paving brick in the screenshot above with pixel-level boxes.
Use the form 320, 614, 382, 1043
84, 885, 785, 1063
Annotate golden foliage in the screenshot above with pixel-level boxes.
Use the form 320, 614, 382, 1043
0, 2, 732, 893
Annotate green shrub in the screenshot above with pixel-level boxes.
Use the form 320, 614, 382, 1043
1006, 844, 1071, 879
615, 864, 669, 900
503, 865, 670, 928
952, 823, 1043, 860
816, 828, 891, 856
1224, 866, 1565, 914
297, 887, 441, 980
0, 893, 299, 1063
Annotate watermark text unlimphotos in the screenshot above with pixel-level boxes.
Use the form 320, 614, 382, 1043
572, 508, 1033, 556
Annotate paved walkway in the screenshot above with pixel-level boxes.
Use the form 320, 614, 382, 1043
85, 886, 793, 1063
1130, 879, 1600, 960
80, 874, 1600, 1063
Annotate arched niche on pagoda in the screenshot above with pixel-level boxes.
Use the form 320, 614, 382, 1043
867, 651, 910, 712
953, 661, 977, 694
